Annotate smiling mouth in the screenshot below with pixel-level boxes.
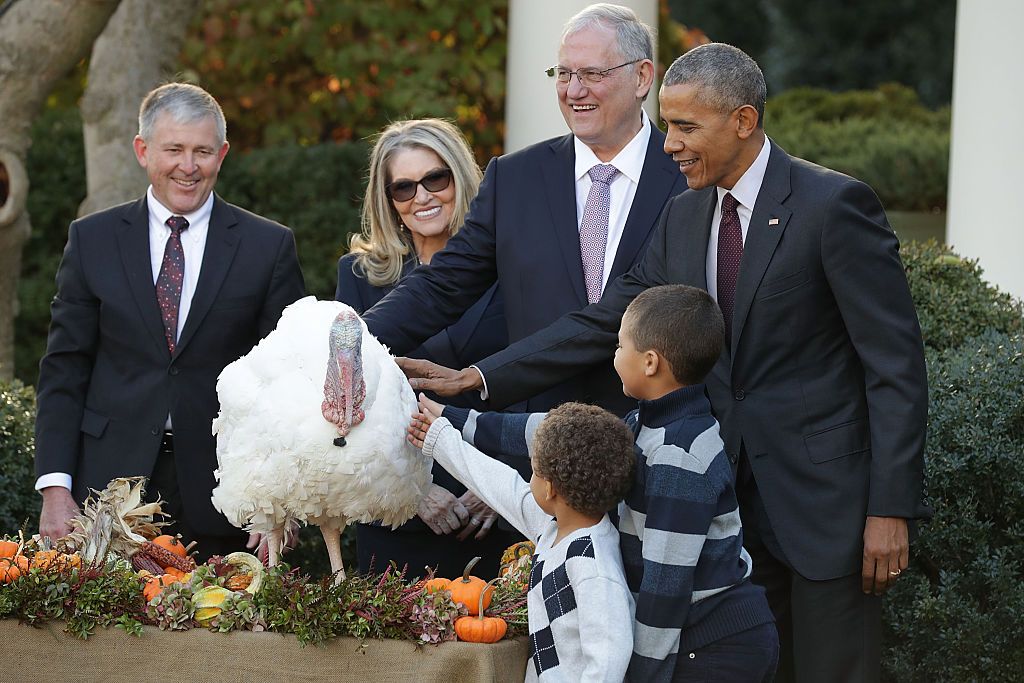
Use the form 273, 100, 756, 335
172, 178, 200, 188
676, 158, 698, 170
571, 104, 597, 111
414, 206, 442, 218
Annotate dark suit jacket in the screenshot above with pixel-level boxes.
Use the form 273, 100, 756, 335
34, 194, 305, 536
472, 141, 931, 580
362, 122, 686, 415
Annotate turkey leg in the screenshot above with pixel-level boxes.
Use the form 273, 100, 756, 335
267, 526, 285, 567
321, 523, 346, 584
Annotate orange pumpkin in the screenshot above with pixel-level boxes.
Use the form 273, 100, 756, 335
447, 556, 492, 616
0, 555, 29, 583
151, 535, 187, 558
454, 578, 507, 643
0, 540, 20, 559
424, 577, 451, 593
30, 550, 81, 571
163, 566, 187, 580
142, 573, 178, 602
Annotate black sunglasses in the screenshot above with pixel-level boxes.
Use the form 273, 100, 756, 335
385, 168, 453, 202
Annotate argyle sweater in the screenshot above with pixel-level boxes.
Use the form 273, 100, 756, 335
422, 419, 633, 682
443, 384, 774, 682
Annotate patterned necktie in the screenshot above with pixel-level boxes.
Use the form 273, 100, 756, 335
579, 163, 619, 303
157, 215, 189, 353
717, 193, 743, 345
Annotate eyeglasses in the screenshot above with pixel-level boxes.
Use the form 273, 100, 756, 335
545, 60, 641, 87
385, 168, 453, 202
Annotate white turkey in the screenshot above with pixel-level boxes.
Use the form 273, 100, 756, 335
211, 296, 432, 580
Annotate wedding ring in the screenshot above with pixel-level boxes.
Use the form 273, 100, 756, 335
889, 569, 902, 577
471, 517, 480, 525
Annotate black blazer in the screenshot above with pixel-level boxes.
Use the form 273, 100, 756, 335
473, 141, 931, 580
362, 122, 686, 414
34, 195, 305, 535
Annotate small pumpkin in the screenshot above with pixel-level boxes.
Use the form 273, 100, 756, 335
0, 555, 29, 583
424, 577, 451, 594
0, 540, 20, 559
447, 556, 493, 616
454, 578, 507, 643
142, 573, 179, 602
151, 534, 187, 558
31, 550, 80, 571
163, 566, 187, 580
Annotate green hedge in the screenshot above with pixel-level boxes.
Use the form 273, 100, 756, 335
765, 84, 950, 212
0, 380, 39, 534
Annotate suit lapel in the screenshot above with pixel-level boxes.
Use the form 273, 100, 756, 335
608, 124, 681, 280
731, 142, 793, 358
541, 134, 589, 306
174, 195, 241, 357
685, 189, 717, 290
116, 197, 168, 357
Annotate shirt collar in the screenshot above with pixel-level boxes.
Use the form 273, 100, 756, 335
146, 186, 215, 229
574, 109, 652, 184
716, 135, 771, 212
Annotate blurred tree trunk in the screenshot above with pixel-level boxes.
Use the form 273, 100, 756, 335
0, 0, 121, 380
79, 0, 202, 217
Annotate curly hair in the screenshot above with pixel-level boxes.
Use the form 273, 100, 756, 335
532, 403, 635, 518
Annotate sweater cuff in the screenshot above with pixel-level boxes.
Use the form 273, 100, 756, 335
442, 406, 472, 432
422, 417, 453, 459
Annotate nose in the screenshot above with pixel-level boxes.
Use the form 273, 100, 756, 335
663, 131, 683, 155
413, 182, 432, 203
179, 152, 198, 174
565, 74, 589, 99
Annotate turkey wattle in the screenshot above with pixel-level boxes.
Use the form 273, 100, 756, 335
211, 296, 431, 580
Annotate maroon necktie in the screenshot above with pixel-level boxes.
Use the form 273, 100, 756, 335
716, 193, 742, 344
157, 215, 189, 353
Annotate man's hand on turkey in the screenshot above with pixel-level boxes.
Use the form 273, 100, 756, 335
456, 491, 498, 541
418, 484, 470, 535
396, 358, 482, 397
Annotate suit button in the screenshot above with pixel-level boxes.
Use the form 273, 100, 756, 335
728, 452, 738, 464
734, 389, 745, 401
169, 367, 180, 376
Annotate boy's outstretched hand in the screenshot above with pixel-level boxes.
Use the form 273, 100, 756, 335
407, 393, 446, 449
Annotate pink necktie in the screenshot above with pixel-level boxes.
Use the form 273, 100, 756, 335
580, 164, 619, 303
157, 215, 189, 353
717, 193, 742, 344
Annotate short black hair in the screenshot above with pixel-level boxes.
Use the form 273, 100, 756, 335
622, 284, 724, 384
532, 403, 635, 518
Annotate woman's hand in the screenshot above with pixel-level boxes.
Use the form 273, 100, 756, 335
456, 491, 498, 541
417, 484, 470, 535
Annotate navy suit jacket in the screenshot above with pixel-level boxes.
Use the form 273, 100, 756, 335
470, 141, 931, 580
362, 122, 686, 415
34, 195, 305, 535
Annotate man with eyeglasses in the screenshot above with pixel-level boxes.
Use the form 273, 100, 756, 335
363, 3, 685, 421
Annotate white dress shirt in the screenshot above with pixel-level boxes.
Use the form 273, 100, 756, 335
35, 188, 213, 492
705, 136, 772, 303
573, 110, 652, 290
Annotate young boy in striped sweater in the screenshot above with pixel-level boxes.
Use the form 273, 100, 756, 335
422, 285, 777, 681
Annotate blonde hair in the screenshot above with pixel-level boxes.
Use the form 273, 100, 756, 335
348, 119, 483, 287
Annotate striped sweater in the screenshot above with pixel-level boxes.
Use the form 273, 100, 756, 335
444, 384, 774, 681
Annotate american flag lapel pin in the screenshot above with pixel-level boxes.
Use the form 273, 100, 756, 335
768, 217, 780, 226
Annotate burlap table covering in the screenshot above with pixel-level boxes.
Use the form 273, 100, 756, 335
0, 620, 529, 682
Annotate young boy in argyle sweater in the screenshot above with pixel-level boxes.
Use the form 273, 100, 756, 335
409, 401, 637, 682
426, 285, 777, 682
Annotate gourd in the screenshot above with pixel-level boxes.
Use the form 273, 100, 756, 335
0, 555, 29, 583
447, 556, 493, 616
223, 552, 265, 594
454, 578, 507, 643
0, 540, 20, 559
142, 573, 178, 602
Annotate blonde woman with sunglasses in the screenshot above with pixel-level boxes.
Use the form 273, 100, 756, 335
335, 118, 519, 580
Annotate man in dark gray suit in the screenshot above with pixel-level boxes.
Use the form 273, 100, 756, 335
34, 83, 305, 558
402, 44, 930, 682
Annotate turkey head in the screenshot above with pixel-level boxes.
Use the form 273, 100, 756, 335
321, 309, 367, 445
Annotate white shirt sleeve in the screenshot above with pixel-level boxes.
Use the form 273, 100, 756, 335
35, 473, 72, 491
422, 418, 549, 538
575, 576, 634, 682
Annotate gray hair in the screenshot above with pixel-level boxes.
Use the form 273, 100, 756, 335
349, 119, 483, 287
138, 83, 227, 145
663, 43, 767, 127
562, 3, 655, 63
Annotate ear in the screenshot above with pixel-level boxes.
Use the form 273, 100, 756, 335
215, 140, 230, 169
734, 104, 760, 140
545, 480, 556, 502
643, 350, 659, 377
133, 135, 149, 168
635, 59, 655, 99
